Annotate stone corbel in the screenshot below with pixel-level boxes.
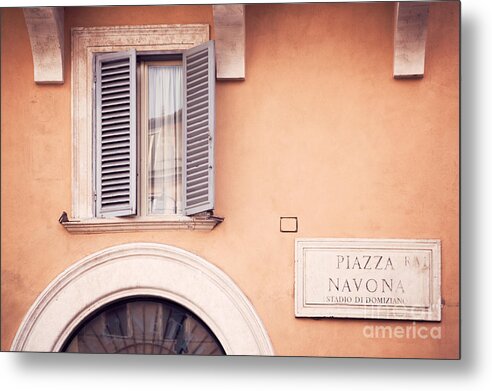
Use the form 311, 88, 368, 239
393, 2, 429, 79
23, 7, 64, 84
212, 4, 245, 80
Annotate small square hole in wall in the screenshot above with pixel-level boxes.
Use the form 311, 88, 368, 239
280, 217, 298, 233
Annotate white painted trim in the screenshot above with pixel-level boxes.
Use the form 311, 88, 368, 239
71, 24, 209, 219
11, 243, 274, 355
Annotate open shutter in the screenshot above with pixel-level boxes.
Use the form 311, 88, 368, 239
95, 50, 137, 217
183, 41, 216, 216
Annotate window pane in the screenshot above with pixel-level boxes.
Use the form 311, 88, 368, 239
147, 65, 183, 215
62, 298, 225, 355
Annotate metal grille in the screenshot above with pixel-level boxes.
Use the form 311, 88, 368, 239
183, 41, 215, 215
63, 298, 225, 355
95, 50, 137, 217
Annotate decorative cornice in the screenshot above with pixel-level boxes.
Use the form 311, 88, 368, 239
61, 216, 223, 233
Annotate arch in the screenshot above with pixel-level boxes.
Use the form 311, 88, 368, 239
11, 243, 274, 355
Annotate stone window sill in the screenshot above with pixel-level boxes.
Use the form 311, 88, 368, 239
61, 215, 223, 234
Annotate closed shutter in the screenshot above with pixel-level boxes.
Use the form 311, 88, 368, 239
183, 41, 216, 215
94, 50, 137, 217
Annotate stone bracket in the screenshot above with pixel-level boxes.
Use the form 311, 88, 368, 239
213, 4, 245, 80
393, 2, 429, 79
23, 7, 64, 84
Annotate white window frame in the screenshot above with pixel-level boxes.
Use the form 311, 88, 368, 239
66, 24, 221, 233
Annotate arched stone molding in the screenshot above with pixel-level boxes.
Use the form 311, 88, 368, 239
11, 243, 274, 355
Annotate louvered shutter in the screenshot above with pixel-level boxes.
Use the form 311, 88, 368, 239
95, 50, 137, 217
183, 41, 216, 215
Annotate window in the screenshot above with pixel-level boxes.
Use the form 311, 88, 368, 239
141, 60, 184, 216
62, 297, 225, 355
94, 41, 215, 219
65, 25, 221, 232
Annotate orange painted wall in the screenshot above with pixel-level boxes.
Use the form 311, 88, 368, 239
1, 2, 459, 358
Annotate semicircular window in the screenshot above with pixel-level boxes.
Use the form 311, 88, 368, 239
62, 297, 225, 355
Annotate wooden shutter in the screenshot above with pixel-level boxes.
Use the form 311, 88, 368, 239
183, 41, 216, 215
95, 50, 137, 217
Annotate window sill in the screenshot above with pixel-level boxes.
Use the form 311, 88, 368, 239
61, 215, 223, 234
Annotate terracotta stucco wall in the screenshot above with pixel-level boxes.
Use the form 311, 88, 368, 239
1, 2, 459, 358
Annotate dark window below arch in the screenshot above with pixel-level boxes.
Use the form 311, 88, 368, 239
62, 296, 225, 355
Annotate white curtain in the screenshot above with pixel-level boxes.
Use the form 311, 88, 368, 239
147, 65, 183, 215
